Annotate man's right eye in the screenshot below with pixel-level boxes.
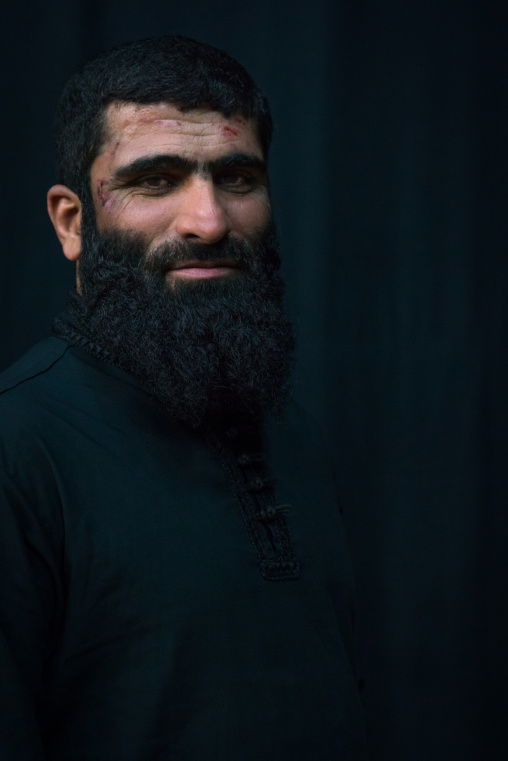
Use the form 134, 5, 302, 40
139, 175, 176, 191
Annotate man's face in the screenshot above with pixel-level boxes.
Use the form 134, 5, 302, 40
50, 98, 294, 427
89, 102, 270, 282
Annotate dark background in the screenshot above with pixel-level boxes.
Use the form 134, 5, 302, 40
1, 1, 507, 759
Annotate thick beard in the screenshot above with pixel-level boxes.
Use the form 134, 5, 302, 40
67, 209, 295, 428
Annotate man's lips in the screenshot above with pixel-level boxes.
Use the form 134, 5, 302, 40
167, 260, 240, 279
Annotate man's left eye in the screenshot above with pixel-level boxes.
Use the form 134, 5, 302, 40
216, 172, 252, 190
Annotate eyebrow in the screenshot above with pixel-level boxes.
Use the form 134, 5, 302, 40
111, 152, 267, 183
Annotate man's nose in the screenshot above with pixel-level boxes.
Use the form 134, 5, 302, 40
173, 177, 230, 243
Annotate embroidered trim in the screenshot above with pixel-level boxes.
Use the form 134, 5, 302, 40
244, 476, 275, 493
257, 504, 292, 523
237, 452, 265, 466
53, 315, 114, 364
205, 426, 300, 582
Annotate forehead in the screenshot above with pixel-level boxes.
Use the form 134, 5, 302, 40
97, 102, 263, 166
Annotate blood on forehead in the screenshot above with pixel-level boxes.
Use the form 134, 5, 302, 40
102, 103, 254, 149
222, 126, 239, 137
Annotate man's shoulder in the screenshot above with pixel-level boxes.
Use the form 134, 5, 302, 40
0, 337, 75, 478
0, 337, 70, 400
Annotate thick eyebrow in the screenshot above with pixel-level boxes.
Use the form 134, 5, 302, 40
208, 153, 267, 175
111, 152, 267, 183
111, 154, 195, 183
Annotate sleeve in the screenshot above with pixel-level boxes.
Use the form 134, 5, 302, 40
0, 465, 63, 760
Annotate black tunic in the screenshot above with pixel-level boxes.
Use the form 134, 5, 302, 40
0, 335, 368, 760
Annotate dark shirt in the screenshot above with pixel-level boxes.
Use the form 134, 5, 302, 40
0, 335, 368, 760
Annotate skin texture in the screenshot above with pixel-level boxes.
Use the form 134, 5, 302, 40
47, 103, 271, 282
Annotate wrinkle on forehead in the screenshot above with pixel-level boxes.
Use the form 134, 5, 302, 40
102, 101, 251, 142
107, 102, 242, 134
152, 119, 183, 127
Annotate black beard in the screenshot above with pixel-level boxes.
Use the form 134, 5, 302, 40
65, 215, 295, 428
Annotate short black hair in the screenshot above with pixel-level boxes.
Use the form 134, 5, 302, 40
54, 35, 273, 198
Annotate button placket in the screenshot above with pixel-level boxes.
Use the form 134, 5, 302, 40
205, 425, 300, 581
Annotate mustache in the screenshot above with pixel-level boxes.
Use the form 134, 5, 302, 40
141, 225, 280, 277
143, 238, 249, 274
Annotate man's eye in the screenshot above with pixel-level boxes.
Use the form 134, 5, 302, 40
216, 172, 253, 189
139, 175, 176, 190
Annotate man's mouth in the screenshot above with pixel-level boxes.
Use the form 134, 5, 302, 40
166, 260, 240, 280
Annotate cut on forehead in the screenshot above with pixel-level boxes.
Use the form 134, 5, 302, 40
97, 100, 259, 157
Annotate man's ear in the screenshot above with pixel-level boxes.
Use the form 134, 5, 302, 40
47, 185, 83, 262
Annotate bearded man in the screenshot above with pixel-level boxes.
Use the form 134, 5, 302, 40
0, 36, 368, 760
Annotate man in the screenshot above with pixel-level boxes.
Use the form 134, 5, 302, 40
0, 36, 368, 760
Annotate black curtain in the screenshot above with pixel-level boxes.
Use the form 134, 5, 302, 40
1, 2, 506, 759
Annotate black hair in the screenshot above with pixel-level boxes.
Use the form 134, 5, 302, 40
54, 35, 273, 198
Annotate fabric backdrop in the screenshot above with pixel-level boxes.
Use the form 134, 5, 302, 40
1, 2, 506, 759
